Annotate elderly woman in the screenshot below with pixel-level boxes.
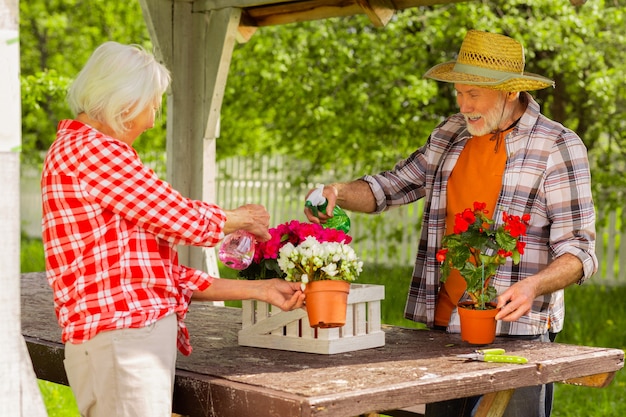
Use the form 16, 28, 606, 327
41, 41, 305, 417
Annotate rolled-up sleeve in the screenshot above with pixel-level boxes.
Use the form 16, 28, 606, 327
545, 131, 598, 282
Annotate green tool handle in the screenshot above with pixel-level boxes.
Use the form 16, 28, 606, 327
483, 354, 528, 364
477, 348, 506, 355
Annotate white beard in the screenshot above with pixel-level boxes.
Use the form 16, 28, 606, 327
463, 94, 515, 136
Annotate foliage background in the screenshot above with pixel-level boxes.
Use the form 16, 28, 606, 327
20, 0, 626, 219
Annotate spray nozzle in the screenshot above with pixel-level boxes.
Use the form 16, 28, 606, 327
305, 185, 327, 217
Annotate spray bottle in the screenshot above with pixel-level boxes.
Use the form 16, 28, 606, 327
218, 230, 255, 270
305, 185, 351, 233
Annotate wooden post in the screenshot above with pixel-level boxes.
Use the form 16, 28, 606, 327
139, 0, 241, 278
0, 0, 47, 415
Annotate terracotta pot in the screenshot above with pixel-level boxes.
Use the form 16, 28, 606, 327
457, 301, 500, 345
304, 280, 351, 328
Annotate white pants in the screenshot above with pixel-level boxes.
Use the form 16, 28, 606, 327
64, 314, 178, 417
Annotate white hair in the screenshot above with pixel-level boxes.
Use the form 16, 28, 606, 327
67, 41, 171, 135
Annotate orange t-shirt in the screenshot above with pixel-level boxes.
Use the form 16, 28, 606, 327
434, 129, 510, 327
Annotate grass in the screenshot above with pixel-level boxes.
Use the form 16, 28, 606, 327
21, 237, 625, 416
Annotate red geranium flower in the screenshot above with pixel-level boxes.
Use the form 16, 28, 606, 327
438, 202, 530, 309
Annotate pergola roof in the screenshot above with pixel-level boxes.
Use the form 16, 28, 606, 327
209, 0, 466, 39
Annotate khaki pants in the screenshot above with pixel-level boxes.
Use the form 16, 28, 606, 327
64, 314, 178, 417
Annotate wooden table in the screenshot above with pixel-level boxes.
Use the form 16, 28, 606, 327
22, 272, 624, 417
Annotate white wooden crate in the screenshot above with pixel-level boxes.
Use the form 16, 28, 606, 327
238, 284, 385, 354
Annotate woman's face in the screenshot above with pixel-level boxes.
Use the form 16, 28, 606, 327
119, 98, 161, 146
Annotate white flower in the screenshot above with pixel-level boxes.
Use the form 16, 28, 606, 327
277, 235, 361, 284
321, 263, 338, 277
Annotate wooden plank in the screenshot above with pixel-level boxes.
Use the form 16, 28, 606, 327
196, 7, 242, 275
24, 337, 68, 385
1, 3, 48, 410
237, 11, 259, 42
382, 405, 425, 417
245, 0, 372, 27
21, 272, 625, 417
144, 2, 240, 272
196, 0, 459, 11
138, 0, 174, 70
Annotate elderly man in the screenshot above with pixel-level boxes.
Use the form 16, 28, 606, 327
304, 30, 597, 417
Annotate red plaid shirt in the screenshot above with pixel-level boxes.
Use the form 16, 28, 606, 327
41, 120, 226, 355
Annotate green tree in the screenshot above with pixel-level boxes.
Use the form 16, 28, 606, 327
220, 0, 625, 217
20, 0, 625, 217
19, 0, 162, 166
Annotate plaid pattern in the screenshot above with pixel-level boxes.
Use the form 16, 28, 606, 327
42, 120, 227, 355
362, 93, 597, 335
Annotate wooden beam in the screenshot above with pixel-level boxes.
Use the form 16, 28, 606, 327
1, 0, 47, 414
197, 6, 241, 209
238, 11, 259, 43
563, 372, 617, 388
356, 0, 395, 27
192, 7, 242, 273
197, 0, 468, 28
246, 0, 363, 27
197, 0, 465, 12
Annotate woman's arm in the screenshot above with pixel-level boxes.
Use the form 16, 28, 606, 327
192, 278, 305, 311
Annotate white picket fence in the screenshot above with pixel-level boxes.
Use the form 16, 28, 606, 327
20, 155, 625, 284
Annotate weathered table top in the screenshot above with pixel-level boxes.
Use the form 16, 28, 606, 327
22, 272, 624, 417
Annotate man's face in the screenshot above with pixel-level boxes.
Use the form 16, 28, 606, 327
454, 84, 509, 136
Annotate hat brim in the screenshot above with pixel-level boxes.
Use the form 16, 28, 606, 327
424, 61, 554, 92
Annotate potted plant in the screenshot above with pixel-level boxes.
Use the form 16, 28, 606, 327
234, 220, 383, 353
436, 201, 530, 343
238, 220, 363, 328
277, 234, 362, 328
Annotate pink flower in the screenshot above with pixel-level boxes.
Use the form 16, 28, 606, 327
240, 220, 353, 279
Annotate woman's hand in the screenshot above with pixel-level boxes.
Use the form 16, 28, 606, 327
193, 278, 305, 311
223, 204, 271, 241
261, 279, 306, 311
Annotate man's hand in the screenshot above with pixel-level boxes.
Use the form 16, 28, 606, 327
495, 279, 538, 321
495, 254, 584, 321
303, 185, 339, 225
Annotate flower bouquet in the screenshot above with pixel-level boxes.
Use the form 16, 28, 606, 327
277, 235, 362, 286
238, 220, 357, 281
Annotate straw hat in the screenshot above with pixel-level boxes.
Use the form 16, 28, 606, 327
424, 30, 554, 92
